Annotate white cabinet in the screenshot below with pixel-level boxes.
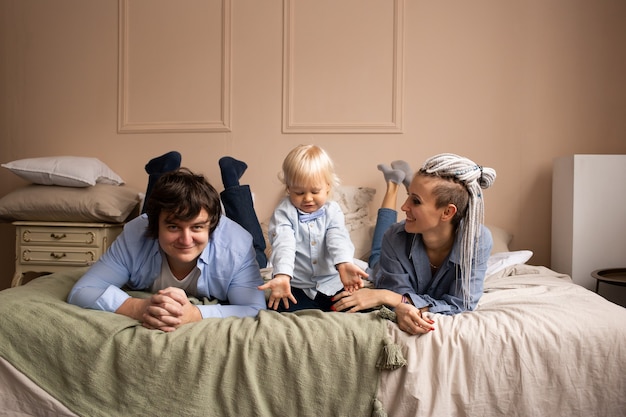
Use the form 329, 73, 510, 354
551, 155, 626, 293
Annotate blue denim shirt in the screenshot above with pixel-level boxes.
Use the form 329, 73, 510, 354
269, 198, 354, 299
67, 214, 267, 318
373, 222, 493, 315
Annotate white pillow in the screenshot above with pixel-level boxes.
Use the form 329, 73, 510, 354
486, 250, 533, 276
2, 156, 124, 187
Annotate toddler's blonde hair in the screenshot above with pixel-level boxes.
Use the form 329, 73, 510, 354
279, 144, 340, 191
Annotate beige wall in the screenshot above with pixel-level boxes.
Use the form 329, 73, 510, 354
1, 0, 625, 290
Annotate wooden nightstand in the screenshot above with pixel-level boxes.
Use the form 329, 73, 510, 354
592, 268, 626, 293
12, 221, 124, 287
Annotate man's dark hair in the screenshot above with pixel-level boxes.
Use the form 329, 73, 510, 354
144, 168, 222, 239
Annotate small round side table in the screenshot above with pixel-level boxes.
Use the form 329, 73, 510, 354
591, 268, 626, 293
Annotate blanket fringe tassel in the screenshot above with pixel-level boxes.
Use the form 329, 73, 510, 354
372, 306, 405, 416
372, 398, 388, 417
376, 337, 407, 370
377, 306, 397, 322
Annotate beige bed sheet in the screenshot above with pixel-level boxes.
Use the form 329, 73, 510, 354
0, 357, 75, 417
377, 264, 626, 417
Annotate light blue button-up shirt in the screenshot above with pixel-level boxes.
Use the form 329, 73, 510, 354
373, 222, 492, 315
67, 214, 267, 318
269, 198, 354, 299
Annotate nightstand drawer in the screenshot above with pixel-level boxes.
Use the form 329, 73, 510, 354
18, 246, 102, 267
19, 226, 102, 247
12, 221, 124, 287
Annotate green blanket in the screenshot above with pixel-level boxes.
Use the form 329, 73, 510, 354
0, 269, 397, 417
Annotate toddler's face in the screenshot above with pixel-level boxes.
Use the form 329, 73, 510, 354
287, 179, 330, 213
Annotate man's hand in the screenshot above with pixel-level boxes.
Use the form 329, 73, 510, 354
116, 287, 201, 332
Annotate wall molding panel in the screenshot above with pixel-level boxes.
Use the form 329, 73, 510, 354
118, 0, 231, 133
282, 0, 404, 134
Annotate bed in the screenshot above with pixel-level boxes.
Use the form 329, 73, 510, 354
1, 184, 625, 416
1, 262, 625, 417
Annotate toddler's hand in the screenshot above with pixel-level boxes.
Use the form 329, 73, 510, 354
336, 262, 368, 293
258, 274, 297, 310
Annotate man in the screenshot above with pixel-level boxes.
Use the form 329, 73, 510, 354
68, 168, 266, 332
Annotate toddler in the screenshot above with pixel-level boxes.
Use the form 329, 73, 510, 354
259, 145, 367, 312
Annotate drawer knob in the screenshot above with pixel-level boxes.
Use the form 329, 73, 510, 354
50, 252, 67, 260
50, 233, 67, 240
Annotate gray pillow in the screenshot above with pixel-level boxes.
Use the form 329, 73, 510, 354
0, 184, 141, 223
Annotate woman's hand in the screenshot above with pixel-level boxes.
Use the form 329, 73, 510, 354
395, 303, 435, 335
258, 274, 297, 310
331, 288, 388, 312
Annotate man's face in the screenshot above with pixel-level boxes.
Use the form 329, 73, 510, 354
158, 209, 210, 274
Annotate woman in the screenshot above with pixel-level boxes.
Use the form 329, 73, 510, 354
332, 153, 496, 335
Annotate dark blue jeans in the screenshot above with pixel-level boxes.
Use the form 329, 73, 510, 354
220, 185, 267, 268
276, 287, 339, 312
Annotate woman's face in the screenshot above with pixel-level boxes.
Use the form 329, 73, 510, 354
400, 175, 448, 234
